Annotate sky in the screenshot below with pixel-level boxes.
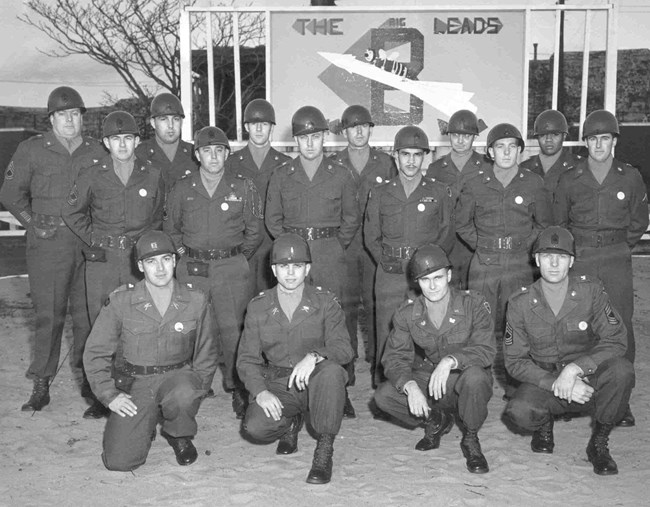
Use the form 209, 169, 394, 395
1, 0, 648, 108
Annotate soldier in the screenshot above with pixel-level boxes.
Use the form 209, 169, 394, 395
83, 231, 217, 471
374, 244, 495, 474
0, 86, 106, 417
63, 111, 165, 326
520, 109, 581, 195
237, 233, 354, 484
164, 126, 263, 419
225, 98, 291, 293
427, 109, 490, 289
504, 226, 634, 475
554, 110, 647, 427
364, 126, 454, 384
135, 92, 198, 192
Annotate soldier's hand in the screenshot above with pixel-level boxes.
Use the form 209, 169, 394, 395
552, 363, 584, 402
255, 390, 284, 421
428, 357, 454, 401
404, 381, 430, 419
288, 354, 318, 391
108, 393, 137, 417
569, 377, 594, 405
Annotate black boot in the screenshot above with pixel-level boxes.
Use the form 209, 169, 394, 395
616, 405, 635, 427
232, 388, 248, 420
343, 389, 356, 419
531, 418, 554, 454
21, 377, 50, 412
276, 413, 304, 455
163, 432, 198, 466
306, 433, 335, 484
461, 430, 489, 474
83, 397, 111, 419
415, 409, 453, 451
587, 422, 618, 475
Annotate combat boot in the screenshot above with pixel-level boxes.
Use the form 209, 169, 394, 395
306, 433, 335, 484
461, 430, 489, 474
276, 413, 304, 455
343, 389, 356, 419
21, 377, 50, 411
83, 397, 111, 419
415, 409, 453, 451
587, 422, 618, 475
616, 405, 635, 427
531, 418, 554, 454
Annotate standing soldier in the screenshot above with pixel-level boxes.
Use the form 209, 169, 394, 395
225, 98, 291, 293
427, 110, 489, 289
164, 126, 263, 419
135, 92, 198, 192
365, 126, 455, 384
0, 86, 106, 417
554, 110, 648, 427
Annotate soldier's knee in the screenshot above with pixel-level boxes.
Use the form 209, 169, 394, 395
504, 397, 539, 431
373, 381, 396, 412
102, 448, 145, 472
242, 413, 278, 443
313, 361, 347, 386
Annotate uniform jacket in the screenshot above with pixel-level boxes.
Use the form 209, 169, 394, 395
83, 279, 217, 405
164, 170, 263, 258
135, 138, 198, 193
553, 157, 649, 248
519, 147, 581, 195
505, 275, 627, 391
237, 284, 355, 397
426, 150, 489, 202
224, 145, 291, 203
265, 157, 360, 248
382, 288, 496, 392
0, 132, 105, 227
62, 155, 164, 246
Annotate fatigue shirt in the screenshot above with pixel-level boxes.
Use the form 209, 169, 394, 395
135, 139, 197, 193
553, 158, 648, 248
237, 284, 355, 397
426, 151, 488, 201
265, 157, 360, 247
62, 155, 165, 246
505, 275, 627, 391
519, 147, 581, 194
224, 145, 291, 203
0, 132, 105, 227
382, 288, 496, 392
164, 170, 263, 258
364, 176, 455, 264
83, 279, 217, 405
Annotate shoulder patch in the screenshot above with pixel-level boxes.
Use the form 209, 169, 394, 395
4, 161, 15, 181
604, 302, 620, 325
482, 300, 491, 314
67, 184, 78, 206
504, 322, 513, 346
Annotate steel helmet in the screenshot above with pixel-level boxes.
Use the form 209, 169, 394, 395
340, 105, 374, 130
47, 86, 86, 115
193, 126, 230, 151
534, 226, 575, 256
409, 244, 451, 281
102, 111, 139, 138
135, 230, 176, 261
244, 99, 276, 125
271, 233, 311, 264
447, 110, 479, 135
533, 109, 568, 136
486, 123, 525, 152
150, 93, 184, 118
394, 126, 430, 153
291, 106, 329, 136
582, 110, 619, 139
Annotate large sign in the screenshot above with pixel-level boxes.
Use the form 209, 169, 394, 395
269, 10, 525, 144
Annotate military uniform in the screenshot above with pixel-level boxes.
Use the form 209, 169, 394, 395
83, 280, 217, 471
135, 139, 198, 193
554, 158, 648, 361
0, 132, 106, 377
62, 154, 165, 323
519, 147, 581, 196
164, 170, 263, 391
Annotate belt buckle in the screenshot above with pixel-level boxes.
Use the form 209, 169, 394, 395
505, 236, 512, 250
596, 234, 603, 246
404, 246, 414, 259
119, 236, 127, 250
306, 227, 315, 241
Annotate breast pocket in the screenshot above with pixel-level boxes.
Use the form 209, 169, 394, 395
94, 185, 125, 220
31, 165, 63, 200
380, 203, 404, 239
565, 320, 595, 349
162, 320, 198, 359
415, 199, 441, 232
605, 188, 630, 224
320, 188, 341, 218
475, 195, 501, 227
121, 318, 158, 360
282, 189, 302, 220
130, 185, 158, 222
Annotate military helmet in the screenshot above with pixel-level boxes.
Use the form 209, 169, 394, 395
486, 123, 525, 152
409, 244, 451, 281
447, 109, 479, 135
534, 226, 575, 256
394, 126, 430, 153
244, 99, 276, 125
193, 126, 230, 151
340, 105, 374, 130
291, 106, 329, 137
102, 111, 139, 138
271, 233, 311, 264
135, 230, 176, 261
150, 93, 184, 118
582, 110, 619, 139
533, 109, 568, 136
47, 86, 86, 115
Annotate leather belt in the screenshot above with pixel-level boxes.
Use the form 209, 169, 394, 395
186, 245, 241, 261
476, 236, 526, 251
122, 359, 190, 376
97, 234, 136, 250
32, 213, 66, 227
571, 229, 627, 248
283, 226, 338, 241
382, 244, 416, 260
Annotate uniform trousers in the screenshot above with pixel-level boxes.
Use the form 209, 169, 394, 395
449, 236, 473, 290
248, 230, 274, 294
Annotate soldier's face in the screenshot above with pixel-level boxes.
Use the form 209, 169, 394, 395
536, 252, 574, 284
296, 131, 325, 160
272, 262, 311, 292
449, 133, 475, 155
245, 122, 273, 147
50, 108, 82, 139
138, 253, 176, 288
103, 134, 139, 162
586, 134, 616, 163
196, 145, 228, 175
151, 115, 182, 144
537, 132, 565, 156
395, 148, 425, 179
344, 123, 372, 149
489, 138, 519, 170
418, 268, 452, 303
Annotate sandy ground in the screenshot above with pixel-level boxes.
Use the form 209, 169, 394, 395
1, 259, 649, 507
